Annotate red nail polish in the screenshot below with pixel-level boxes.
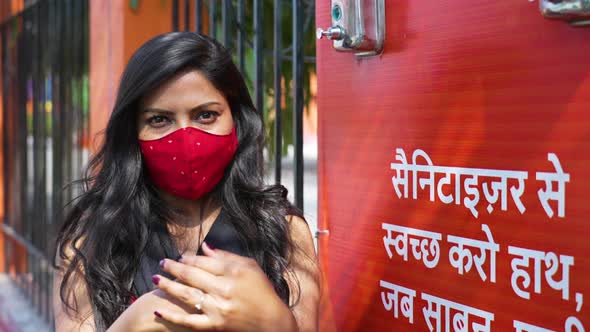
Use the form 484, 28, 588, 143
159, 259, 165, 268
154, 311, 162, 318
151, 275, 160, 285
205, 241, 215, 250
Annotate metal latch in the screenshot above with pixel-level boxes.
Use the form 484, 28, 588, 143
315, 229, 330, 238
316, 0, 386, 58
540, 0, 590, 26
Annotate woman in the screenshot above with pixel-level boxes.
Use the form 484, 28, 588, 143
53, 32, 320, 332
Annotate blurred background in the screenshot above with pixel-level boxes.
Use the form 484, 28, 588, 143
0, 0, 317, 330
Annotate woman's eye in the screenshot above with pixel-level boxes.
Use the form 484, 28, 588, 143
147, 115, 170, 128
196, 111, 219, 123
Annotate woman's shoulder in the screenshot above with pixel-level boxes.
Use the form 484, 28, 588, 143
286, 215, 310, 237
285, 215, 316, 263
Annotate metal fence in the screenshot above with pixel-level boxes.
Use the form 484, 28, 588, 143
0, 0, 314, 329
1, 0, 90, 328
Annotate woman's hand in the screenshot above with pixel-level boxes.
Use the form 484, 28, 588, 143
151, 242, 298, 332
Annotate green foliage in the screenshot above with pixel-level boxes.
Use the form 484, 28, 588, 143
129, 0, 140, 12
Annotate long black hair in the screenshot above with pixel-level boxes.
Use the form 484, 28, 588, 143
55, 32, 303, 330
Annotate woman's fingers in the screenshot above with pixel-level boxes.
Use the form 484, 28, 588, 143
200, 242, 260, 275
159, 259, 222, 295
201, 241, 240, 262
177, 253, 225, 276
154, 309, 214, 330
180, 242, 254, 277
152, 274, 212, 312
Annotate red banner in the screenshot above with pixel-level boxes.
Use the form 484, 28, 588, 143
316, 1, 590, 331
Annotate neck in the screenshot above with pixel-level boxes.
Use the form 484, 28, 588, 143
161, 192, 222, 253
161, 191, 220, 228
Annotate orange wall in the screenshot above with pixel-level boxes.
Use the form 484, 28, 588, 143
123, 0, 174, 64
0, 0, 23, 273
89, 0, 126, 152
0, 0, 23, 23
0, 17, 4, 273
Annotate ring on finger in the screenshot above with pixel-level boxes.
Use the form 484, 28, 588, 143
195, 292, 207, 312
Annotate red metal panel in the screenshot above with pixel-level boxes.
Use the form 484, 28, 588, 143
316, 1, 590, 331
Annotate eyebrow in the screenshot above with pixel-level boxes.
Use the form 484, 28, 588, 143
141, 101, 222, 114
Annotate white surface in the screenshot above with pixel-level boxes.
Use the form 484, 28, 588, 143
0, 274, 52, 332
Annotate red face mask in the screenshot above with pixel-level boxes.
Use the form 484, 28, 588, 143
139, 127, 238, 200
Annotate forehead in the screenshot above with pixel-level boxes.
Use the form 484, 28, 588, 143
140, 69, 227, 109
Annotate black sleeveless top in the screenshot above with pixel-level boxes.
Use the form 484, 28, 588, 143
131, 209, 248, 296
